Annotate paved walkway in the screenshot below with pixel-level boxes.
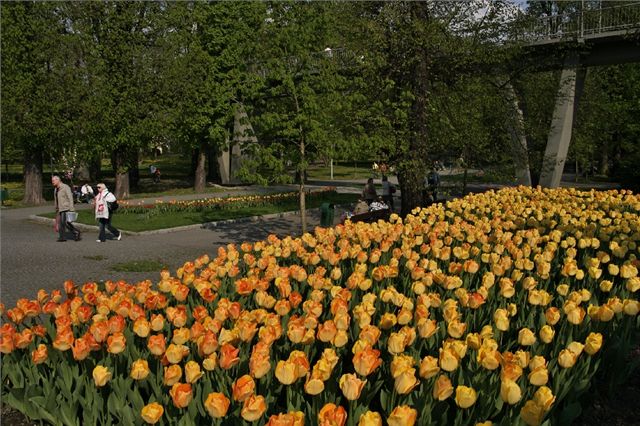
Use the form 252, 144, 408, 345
0, 184, 357, 309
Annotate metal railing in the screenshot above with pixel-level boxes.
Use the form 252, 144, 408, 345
514, 2, 640, 43
250, 47, 360, 78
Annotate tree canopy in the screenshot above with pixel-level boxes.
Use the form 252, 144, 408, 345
1, 0, 638, 206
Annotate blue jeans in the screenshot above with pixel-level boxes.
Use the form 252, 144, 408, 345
98, 217, 120, 241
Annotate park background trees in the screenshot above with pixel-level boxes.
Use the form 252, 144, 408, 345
1, 0, 639, 206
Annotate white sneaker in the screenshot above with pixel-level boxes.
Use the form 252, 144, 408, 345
117, 233, 122, 241
96, 240, 104, 243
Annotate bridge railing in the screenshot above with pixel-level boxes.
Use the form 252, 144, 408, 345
513, 2, 640, 43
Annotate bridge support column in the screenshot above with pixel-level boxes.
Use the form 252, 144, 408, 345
217, 146, 231, 184
504, 82, 532, 186
539, 54, 586, 188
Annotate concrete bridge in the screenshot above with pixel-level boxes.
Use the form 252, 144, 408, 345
511, 2, 640, 187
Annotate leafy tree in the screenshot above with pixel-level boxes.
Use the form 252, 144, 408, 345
334, 1, 519, 213
162, 2, 266, 192
1, 2, 86, 204
238, 1, 346, 232
573, 63, 640, 190
69, 2, 167, 198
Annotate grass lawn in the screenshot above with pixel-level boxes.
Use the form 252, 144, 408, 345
39, 193, 359, 232
307, 161, 376, 180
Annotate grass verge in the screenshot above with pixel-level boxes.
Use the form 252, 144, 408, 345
110, 259, 167, 272
39, 193, 359, 232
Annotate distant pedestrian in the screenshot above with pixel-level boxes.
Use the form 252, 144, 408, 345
362, 178, 377, 205
80, 183, 94, 203
94, 183, 121, 243
426, 168, 441, 204
381, 175, 395, 211
52, 175, 81, 242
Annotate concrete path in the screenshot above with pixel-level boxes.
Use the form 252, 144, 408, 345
0, 185, 356, 309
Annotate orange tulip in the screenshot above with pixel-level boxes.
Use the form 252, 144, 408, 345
147, 334, 166, 356
266, 411, 304, 426
219, 343, 240, 370
31, 344, 48, 364
107, 332, 126, 355
241, 394, 267, 422
163, 365, 182, 386
318, 403, 347, 426
169, 383, 193, 409
71, 337, 92, 361
353, 348, 382, 376
140, 402, 164, 424
232, 375, 256, 402
205, 392, 230, 418
14, 328, 34, 349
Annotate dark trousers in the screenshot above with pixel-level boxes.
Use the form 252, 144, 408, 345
98, 217, 120, 241
382, 195, 394, 211
58, 211, 79, 240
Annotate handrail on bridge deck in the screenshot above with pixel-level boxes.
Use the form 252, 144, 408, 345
514, 2, 640, 44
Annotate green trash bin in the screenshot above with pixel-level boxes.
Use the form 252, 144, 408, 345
0, 188, 8, 205
320, 203, 334, 227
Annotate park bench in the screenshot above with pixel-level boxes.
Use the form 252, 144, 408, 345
347, 208, 391, 224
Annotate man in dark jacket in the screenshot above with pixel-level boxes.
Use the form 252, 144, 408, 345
52, 175, 81, 242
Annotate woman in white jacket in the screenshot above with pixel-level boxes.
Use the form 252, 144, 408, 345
94, 183, 122, 243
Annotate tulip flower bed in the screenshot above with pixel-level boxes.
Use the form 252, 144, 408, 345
2, 187, 639, 426
118, 187, 339, 215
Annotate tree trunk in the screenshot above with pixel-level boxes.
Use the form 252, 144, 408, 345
194, 142, 207, 192
292, 86, 307, 233
299, 134, 307, 234
207, 145, 220, 183
22, 147, 46, 205
112, 147, 130, 199
189, 148, 199, 179
600, 149, 609, 176
89, 154, 102, 182
129, 150, 140, 188
398, 3, 431, 216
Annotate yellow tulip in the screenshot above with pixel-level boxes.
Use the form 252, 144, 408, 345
584, 332, 603, 355
432, 374, 453, 401
339, 373, 366, 400
454, 385, 477, 409
387, 405, 417, 426
92, 365, 112, 387
520, 400, 545, 426
500, 379, 522, 404
358, 411, 383, 426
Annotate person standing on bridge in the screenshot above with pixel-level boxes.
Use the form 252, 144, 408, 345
52, 175, 81, 242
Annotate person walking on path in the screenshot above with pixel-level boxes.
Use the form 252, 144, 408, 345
52, 175, 81, 242
381, 175, 395, 211
94, 183, 121, 243
362, 178, 377, 205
